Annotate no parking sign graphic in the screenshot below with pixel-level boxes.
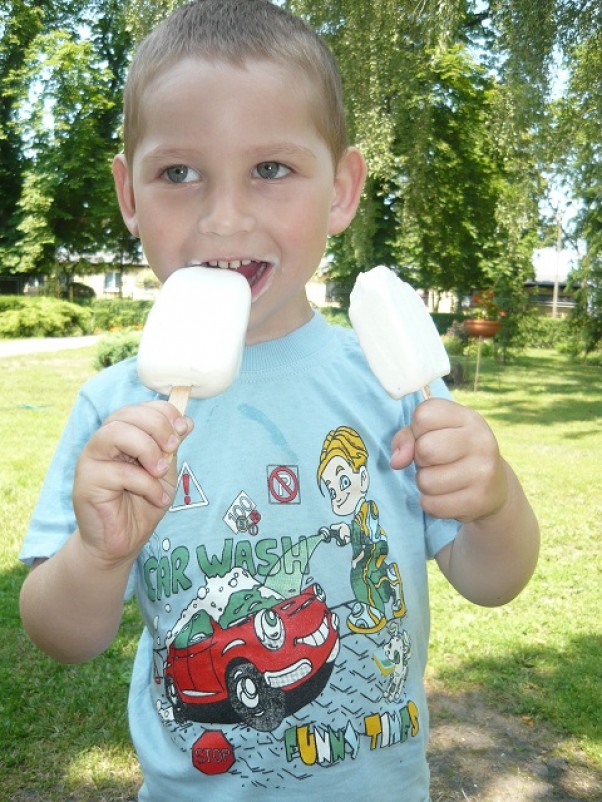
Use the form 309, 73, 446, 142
267, 464, 300, 504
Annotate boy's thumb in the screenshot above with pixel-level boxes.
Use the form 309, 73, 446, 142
390, 425, 416, 470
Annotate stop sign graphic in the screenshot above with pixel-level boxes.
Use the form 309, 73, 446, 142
192, 730, 235, 775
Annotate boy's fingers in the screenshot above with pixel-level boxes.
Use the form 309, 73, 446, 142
390, 398, 459, 470
86, 419, 168, 478
100, 402, 193, 462
78, 457, 171, 510
410, 397, 464, 437
390, 425, 416, 469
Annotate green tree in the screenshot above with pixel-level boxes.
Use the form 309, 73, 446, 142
0, 0, 83, 265
3, 0, 600, 329
393, 47, 504, 294
124, 0, 182, 43
5, 1, 135, 288
288, 1, 552, 308
0, 2, 45, 262
562, 28, 602, 350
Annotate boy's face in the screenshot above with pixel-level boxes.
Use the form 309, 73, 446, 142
114, 58, 365, 344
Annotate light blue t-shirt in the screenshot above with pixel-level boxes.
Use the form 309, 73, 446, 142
21, 312, 459, 802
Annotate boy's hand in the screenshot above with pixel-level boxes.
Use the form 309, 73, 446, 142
390, 398, 507, 523
73, 401, 194, 567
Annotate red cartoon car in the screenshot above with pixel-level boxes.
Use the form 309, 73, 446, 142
164, 583, 340, 731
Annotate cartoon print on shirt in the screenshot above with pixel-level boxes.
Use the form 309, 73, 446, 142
267, 464, 301, 504
162, 569, 339, 732
373, 620, 412, 703
170, 462, 209, 512
145, 423, 418, 784
316, 426, 406, 634
223, 490, 262, 536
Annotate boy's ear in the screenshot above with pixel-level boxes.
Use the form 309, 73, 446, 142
328, 147, 367, 236
112, 154, 139, 238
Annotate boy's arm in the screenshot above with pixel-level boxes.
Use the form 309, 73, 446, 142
20, 401, 193, 663
390, 398, 539, 607
433, 460, 539, 605
20, 538, 132, 663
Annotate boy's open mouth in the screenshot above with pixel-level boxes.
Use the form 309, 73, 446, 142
193, 259, 273, 297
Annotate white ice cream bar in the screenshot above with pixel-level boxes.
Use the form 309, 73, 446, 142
349, 265, 450, 398
137, 267, 251, 410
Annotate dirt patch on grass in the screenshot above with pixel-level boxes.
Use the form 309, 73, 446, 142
9, 685, 601, 802
427, 682, 602, 802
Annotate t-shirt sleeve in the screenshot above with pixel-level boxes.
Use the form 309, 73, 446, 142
424, 514, 460, 559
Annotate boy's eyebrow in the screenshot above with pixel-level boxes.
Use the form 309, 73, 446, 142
139, 142, 318, 164
138, 146, 198, 166
245, 142, 317, 161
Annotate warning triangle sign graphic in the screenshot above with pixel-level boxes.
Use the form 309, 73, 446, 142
170, 462, 209, 512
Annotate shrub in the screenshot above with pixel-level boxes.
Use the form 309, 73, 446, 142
518, 315, 569, 349
444, 319, 469, 346
0, 296, 152, 339
319, 306, 351, 328
442, 334, 466, 356
0, 295, 29, 314
432, 312, 464, 335
94, 330, 142, 369
0, 298, 93, 338
91, 299, 153, 332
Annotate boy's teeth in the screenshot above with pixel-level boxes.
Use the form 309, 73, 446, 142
203, 259, 253, 269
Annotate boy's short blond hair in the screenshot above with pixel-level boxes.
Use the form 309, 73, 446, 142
122, 0, 348, 167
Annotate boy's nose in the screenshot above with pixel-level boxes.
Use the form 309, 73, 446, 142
197, 185, 255, 237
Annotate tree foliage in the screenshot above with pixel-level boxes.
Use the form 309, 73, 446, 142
562, 25, 602, 350
0, 0, 600, 342
0, 1, 46, 257
0, 0, 135, 286
289, 0, 548, 313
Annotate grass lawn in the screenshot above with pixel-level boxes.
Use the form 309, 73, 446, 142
429, 349, 602, 770
0, 347, 142, 800
1, 344, 600, 799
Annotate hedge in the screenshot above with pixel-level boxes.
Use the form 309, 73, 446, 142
0, 297, 93, 338
0, 295, 576, 357
91, 299, 152, 331
0, 296, 152, 338
94, 330, 142, 369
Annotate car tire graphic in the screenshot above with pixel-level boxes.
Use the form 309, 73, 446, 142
165, 676, 187, 724
227, 661, 285, 732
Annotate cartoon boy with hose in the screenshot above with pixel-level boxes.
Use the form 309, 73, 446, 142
317, 426, 406, 634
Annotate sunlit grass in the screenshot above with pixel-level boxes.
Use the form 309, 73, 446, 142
0, 347, 142, 800
428, 349, 602, 769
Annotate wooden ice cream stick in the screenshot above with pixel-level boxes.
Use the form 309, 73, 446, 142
168, 385, 191, 416
164, 386, 192, 464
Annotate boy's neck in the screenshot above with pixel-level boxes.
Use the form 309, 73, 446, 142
245, 295, 314, 346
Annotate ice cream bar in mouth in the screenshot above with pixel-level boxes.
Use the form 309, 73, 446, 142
349, 265, 450, 399
137, 266, 252, 414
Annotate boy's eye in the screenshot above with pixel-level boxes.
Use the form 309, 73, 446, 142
164, 165, 200, 184
254, 161, 290, 180
339, 476, 351, 492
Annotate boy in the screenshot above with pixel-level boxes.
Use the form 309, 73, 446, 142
19, 1, 539, 800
